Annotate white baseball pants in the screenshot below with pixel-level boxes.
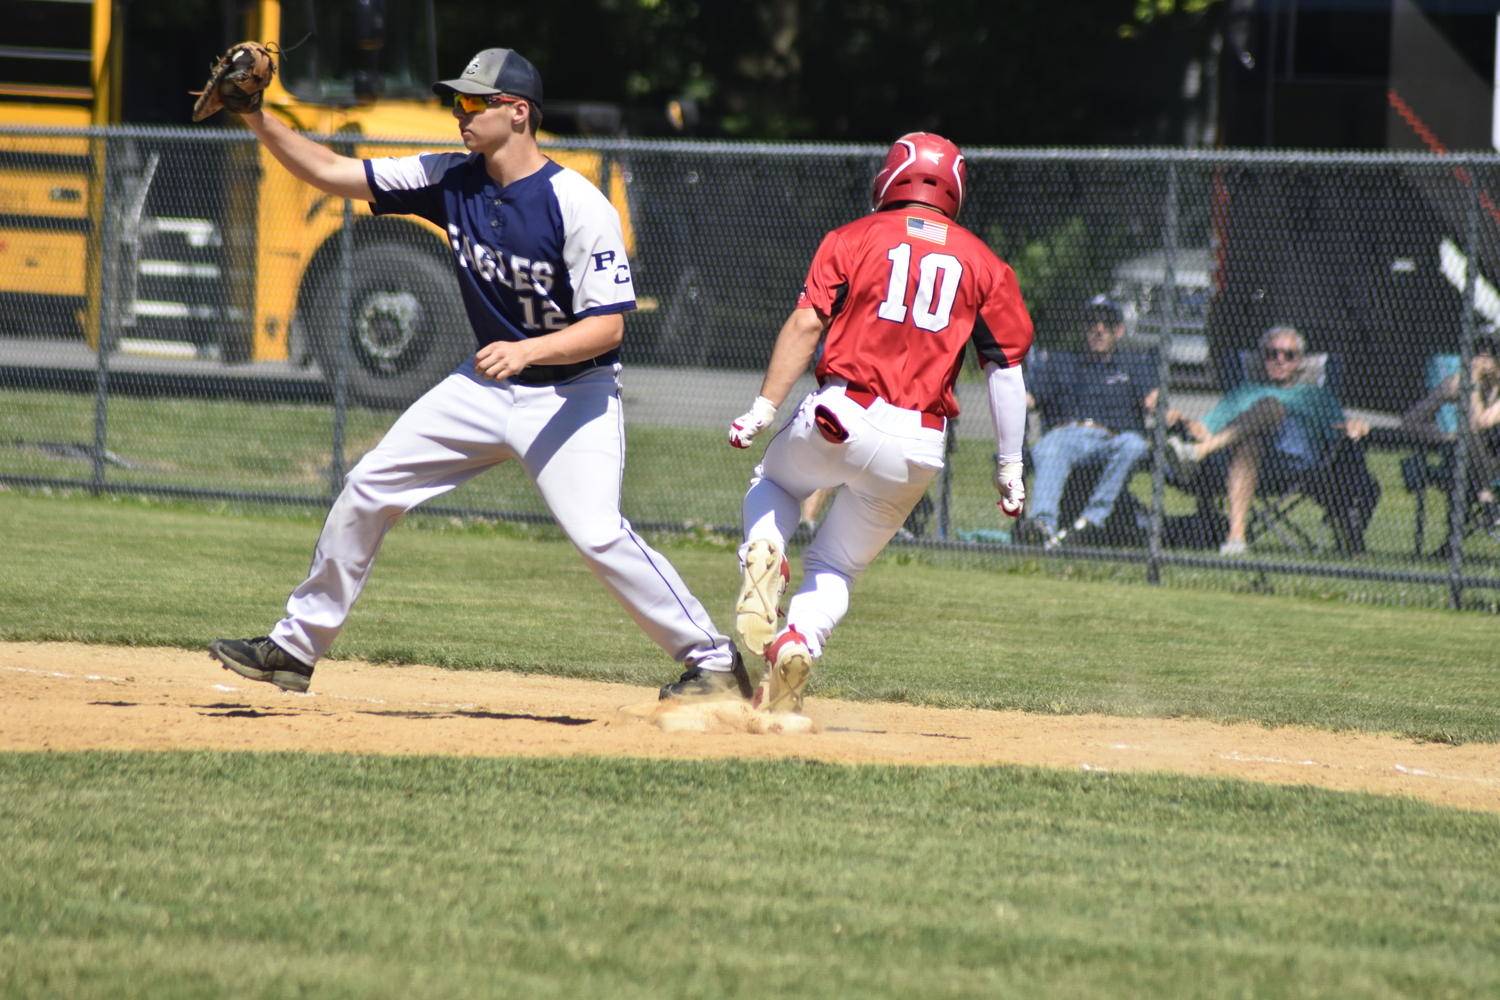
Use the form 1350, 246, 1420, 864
270, 365, 734, 669
742, 383, 944, 658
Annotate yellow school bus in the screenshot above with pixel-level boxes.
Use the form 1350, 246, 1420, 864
0, 0, 633, 406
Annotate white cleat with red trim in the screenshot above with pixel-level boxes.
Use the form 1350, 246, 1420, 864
735, 538, 790, 655
755, 627, 812, 714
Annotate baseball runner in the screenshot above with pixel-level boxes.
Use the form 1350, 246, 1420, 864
727, 133, 1034, 712
205, 46, 749, 700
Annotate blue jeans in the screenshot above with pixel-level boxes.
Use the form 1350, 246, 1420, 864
1029, 426, 1150, 531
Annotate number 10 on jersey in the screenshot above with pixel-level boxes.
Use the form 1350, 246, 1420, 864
877, 242, 963, 333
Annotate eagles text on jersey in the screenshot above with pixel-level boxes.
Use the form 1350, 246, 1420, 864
364, 153, 636, 367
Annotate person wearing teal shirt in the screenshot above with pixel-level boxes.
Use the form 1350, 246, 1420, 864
1166, 326, 1371, 555
1401, 335, 1500, 541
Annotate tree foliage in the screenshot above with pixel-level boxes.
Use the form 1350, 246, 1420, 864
118, 0, 1224, 142
428, 0, 1224, 144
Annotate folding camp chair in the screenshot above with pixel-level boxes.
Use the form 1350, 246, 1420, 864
1400, 354, 1500, 557
1227, 350, 1378, 555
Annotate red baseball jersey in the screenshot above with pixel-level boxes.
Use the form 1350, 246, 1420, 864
796, 208, 1033, 418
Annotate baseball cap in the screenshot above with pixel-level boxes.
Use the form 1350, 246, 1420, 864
1083, 294, 1124, 325
433, 48, 543, 107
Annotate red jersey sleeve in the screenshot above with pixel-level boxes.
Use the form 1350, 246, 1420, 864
970, 260, 1033, 369
795, 230, 852, 317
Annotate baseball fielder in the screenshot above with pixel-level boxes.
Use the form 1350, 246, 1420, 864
727, 133, 1034, 712
207, 47, 749, 700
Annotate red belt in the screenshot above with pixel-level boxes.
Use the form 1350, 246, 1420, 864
843, 387, 946, 431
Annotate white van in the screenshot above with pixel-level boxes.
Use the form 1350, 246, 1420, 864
1109, 248, 1215, 388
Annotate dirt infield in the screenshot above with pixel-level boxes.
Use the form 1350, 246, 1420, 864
2, 640, 1497, 813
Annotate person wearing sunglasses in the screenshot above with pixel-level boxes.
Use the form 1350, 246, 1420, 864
1013, 294, 1161, 550
1164, 326, 1372, 556
208, 48, 751, 701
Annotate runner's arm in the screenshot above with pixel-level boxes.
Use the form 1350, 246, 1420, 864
757, 307, 830, 407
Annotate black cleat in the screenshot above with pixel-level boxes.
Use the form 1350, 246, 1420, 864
208, 636, 314, 692
659, 646, 753, 702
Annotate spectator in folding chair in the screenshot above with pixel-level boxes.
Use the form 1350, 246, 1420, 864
1400, 333, 1500, 554
1165, 325, 1375, 556
1013, 295, 1160, 549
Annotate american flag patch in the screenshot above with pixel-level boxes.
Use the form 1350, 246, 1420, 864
906, 216, 948, 245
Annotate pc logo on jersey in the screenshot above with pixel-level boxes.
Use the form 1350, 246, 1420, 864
591, 250, 632, 284
906, 216, 948, 245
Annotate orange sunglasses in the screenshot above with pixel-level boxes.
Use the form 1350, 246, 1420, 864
452, 93, 522, 114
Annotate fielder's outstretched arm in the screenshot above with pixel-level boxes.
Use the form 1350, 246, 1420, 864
240, 109, 374, 202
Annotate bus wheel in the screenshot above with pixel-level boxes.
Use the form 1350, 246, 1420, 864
309, 244, 470, 408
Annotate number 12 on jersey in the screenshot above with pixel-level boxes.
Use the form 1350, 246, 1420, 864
877, 242, 963, 333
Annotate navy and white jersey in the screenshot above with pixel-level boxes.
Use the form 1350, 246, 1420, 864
364, 153, 635, 364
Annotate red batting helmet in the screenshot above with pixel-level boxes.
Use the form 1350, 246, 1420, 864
869, 132, 967, 218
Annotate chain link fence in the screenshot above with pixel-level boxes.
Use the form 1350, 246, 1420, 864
4, 125, 1500, 608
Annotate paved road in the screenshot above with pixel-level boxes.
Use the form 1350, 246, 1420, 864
1, 337, 1394, 439
0, 336, 318, 381
0, 336, 327, 403
621, 367, 1223, 439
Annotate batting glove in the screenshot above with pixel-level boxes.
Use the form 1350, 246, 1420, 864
729, 396, 778, 449
995, 462, 1025, 518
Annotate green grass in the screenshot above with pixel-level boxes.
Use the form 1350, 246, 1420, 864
1, 752, 1496, 1000
4, 478, 1497, 997
2, 489, 1497, 742
0, 389, 761, 527
5, 387, 1496, 568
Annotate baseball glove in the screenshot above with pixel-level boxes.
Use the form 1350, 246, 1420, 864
191, 41, 278, 121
